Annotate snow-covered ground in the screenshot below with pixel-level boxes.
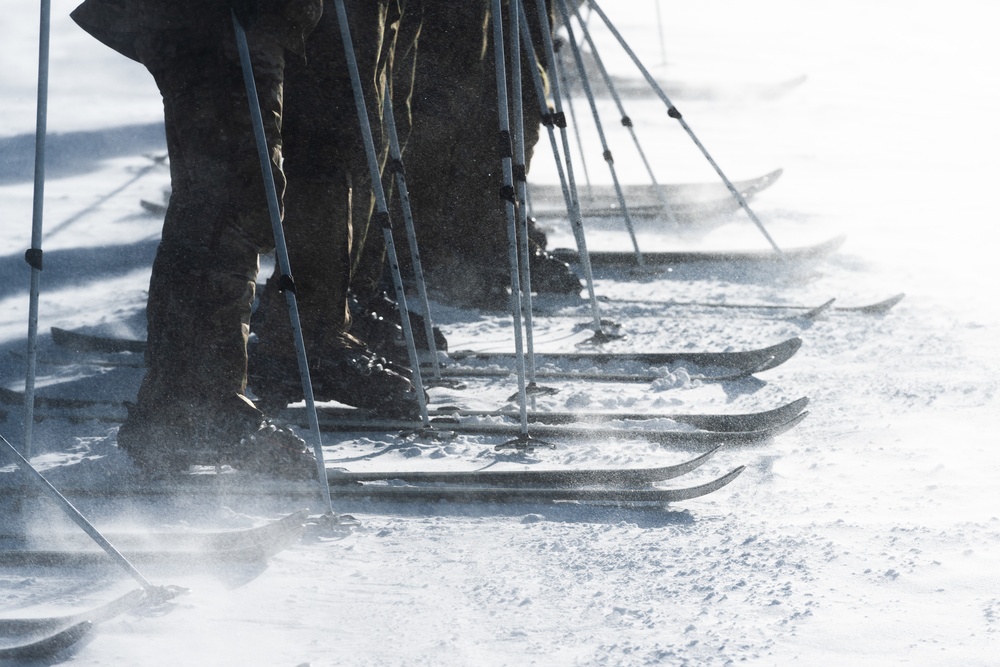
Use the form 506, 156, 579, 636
2, 1, 999, 665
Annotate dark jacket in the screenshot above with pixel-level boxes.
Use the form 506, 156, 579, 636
70, 0, 322, 61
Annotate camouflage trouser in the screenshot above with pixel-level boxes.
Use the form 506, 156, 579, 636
132, 20, 287, 414
131, 2, 400, 414
254, 0, 410, 352
399, 0, 550, 296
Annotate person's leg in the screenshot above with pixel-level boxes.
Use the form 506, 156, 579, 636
402, 0, 579, 307
117, 19, 313, 476
250, 2, 421, 417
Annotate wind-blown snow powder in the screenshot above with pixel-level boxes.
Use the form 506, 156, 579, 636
1, 0, 999, 665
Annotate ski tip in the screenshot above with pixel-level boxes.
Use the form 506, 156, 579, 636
754, 337, 803, 372
787, 396, 811, 413
854, 292, 906, 314
826, 234, 848, 250
800, 298, 837, 320
671, 465, 746, 501
679, 446, 723, 473
776, 410, 810, 433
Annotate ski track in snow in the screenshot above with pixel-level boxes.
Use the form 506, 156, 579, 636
2, 0, 1000, 665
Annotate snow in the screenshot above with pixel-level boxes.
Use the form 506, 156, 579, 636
2, 0, 1000, 665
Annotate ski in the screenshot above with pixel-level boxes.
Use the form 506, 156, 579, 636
0, 509, 309, 567
286, 396, 810, 433
540, 190, 759, 224
560, 66, 808, 101
140, 199, 167, 216
285, 409, 808, 446
327, 448, 718, 487
0, 590, 145, 641
0, 620, 93, 661
46, 328, 801, 378
0, 384, 807, 435
551, 235, 846, 267
141, 170, 782, 225
444, 337, 801, 373
0, 387, 807, 435
423, 364, 759, 384
529, 168, 783, 214
600, 293, 905, 316
321, 466, 745, 504
51, 326, 145, 354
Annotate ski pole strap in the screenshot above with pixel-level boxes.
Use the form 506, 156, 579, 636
620, 115, 632, 127
24, 248, 43, 270
388, 157, 405, 176
668, 106, 682, 119
541, 111, 567, 128
275, 274, 296, 293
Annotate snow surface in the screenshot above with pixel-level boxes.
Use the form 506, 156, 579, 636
2, 0, 1000, 665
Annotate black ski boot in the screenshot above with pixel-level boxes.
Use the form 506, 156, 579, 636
349, 290, 448, 365
248, 333, 424, 419
117, 395, 316, 479
528, 248, 583, 295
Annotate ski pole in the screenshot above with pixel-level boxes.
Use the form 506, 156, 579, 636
490, 0, 532, 444
555, 0, 644, 267
508, 0, 541, 391
566, 1, 680, 228
585, 0, 785, 258
329, 0, 430, 428
524, 0, 620, 343
232, 12, 335, 513
554, 46, 592, 199
0, 433, 180, 600
654, 0, 667, 65
22, 0, 52, 458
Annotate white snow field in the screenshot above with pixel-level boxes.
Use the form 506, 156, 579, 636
1, 1, 999, 665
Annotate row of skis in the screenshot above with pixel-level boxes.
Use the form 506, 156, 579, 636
0, 0, 904, 658
0, 275, 903, 658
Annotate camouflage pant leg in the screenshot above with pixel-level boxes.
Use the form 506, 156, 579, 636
132, 24, 286, 412
402, 0, 547, 285
349, 0, 419, 303
400, 1, 493, 274
254, 0, 392, 356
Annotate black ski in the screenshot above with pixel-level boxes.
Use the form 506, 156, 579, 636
142, 170, 783, 225
288, 409, 808, 446
530, 168, 783, 214
424, 365, 759, 384
327, 448, 718, 487
444, 337, 801, 373
600, 293, 905, 316
0, 383, 808, 440
0, 621, 93, 661
0, 590, 144, 641
50, 326, 145, 354
322, 466, 745, 504
551, 235, 846, 267
140, 199, 167, 216
0, 466, 742, 504
285, 396, 809, 433
0, 509, 309, 567
49, 328, 797, 372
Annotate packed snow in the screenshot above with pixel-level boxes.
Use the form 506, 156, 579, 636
1, 0, 999, 665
